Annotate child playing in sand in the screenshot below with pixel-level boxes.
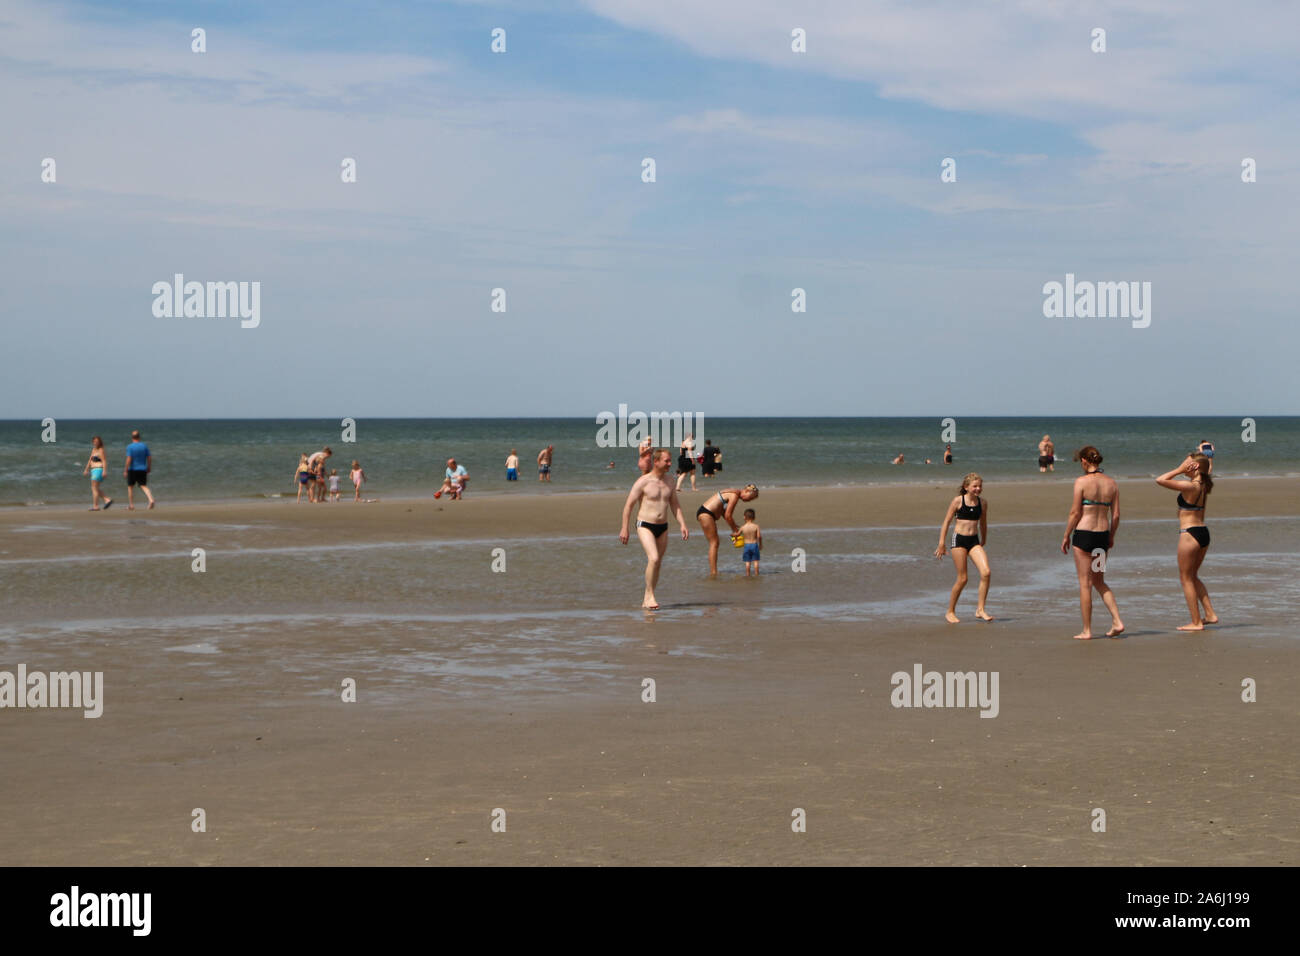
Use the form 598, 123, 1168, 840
350, 460, 366, 501
739, 508, 762, 576
328, 469, 340, 502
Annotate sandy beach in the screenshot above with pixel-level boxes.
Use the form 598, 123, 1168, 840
1, 480, 1296, 865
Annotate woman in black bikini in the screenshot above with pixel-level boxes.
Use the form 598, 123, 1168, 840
935, 472, 993, 622
1156, 454, 1218, 631
1061, 446, 1124, 639
696, 483, 758, 576
81, 436, 113, 511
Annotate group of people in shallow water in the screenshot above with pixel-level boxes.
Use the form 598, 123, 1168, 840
295, 447, 367, 503
81, 430, 157, 510
935, 445, 1218, 637
620, 446, 760, 609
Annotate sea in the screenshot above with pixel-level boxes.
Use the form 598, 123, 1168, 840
2, 417, 1295, 507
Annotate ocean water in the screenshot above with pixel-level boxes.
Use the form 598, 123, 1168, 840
2, 417, 1296, 507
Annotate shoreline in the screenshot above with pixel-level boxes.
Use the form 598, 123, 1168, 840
8, 468, 1299, 511
2, 474, 1295, 526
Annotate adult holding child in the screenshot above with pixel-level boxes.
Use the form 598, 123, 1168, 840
1156, 454, 1218, 631
619, 448, 689, 610
308, 447, 332, 503
695, 483, 758, 577
1061, 446, 1124, 639
934, 472, 993, 623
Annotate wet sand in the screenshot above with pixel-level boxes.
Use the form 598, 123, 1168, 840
1, 480, 1296, 864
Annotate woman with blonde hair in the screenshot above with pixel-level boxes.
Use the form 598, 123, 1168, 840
935, 472, 993, 622
82, 436, 113, 510
1061, 446, 1124, 639
1156, 454, 1218, 630
696, 483, 758, 576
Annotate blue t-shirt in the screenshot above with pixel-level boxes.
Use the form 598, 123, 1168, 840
126, 441, 151, 471
446, 465, 467, 480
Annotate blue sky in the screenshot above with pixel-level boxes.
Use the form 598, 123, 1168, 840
2, 0, 1297, 417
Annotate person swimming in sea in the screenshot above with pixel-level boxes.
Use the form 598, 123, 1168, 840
1156, 454, 1218, 631
934, 472, 993, 623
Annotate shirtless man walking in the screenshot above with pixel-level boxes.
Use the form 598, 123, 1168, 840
619, 448, 689, 609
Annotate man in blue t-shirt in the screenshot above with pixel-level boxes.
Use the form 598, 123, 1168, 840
434, 458, 469, 499
123, 429, 156, 509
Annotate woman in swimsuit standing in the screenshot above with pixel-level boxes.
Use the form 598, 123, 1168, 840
934, 472, 993, 622
1061, 446, 1124, 639
81, 435, 113, 511
696, 483, 758, 576
675, 433, 697, 492
1156, 454, 1218, 631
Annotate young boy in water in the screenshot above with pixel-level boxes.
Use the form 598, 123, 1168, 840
739, 508, 762, 576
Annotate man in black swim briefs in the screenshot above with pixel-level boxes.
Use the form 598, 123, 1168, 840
619, 448, 689, 610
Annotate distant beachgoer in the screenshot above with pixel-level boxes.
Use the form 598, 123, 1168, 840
676, 434, 697, 492
1195, 439, 1215, 474
701, 440, 717, 478
739, 508, 762, 576
328, 469, 340, 502
696, 483, 758, 576
505, 449, 519, 481
435, 458, 468, 499
350, 460, 366, 502
1062, 446, 1124, 639
1157, 454, 1218, 630
944, 444, 953, 465
637, 437, 653, 474
1038, 435, 1055, 473
308, 447, 333, 503
82, 436, 113, 511
606, 461, 616, 470
892, 453, 904, 465
925, 458, 933, 465
295, 454, 312, 503
712, 442, 723, 472
619, 448, 689, 610
123, 429, 156, 510
934, 473, 993, 623
537, 445, 553, 482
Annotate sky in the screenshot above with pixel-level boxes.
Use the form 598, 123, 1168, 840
1, 0, 1297, 417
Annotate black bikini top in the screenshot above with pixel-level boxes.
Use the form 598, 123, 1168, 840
955, 494, 982, 521
1177, 489, 1205, 511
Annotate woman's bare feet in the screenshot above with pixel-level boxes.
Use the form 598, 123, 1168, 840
945, 611, 960, 623
1072, 631, 1095, 640
1105, 623, 1125, 637
1177, 622, 1204, 631
976, 608, 994, 622
1203, 615, 1219, 624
